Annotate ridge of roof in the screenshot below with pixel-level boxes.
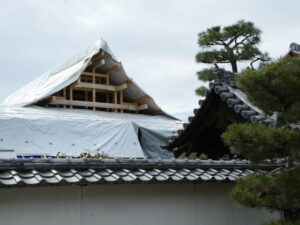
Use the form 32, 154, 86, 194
0, 158, 280, 170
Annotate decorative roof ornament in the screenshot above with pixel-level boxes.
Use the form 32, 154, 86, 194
213, 67, 236, 88
289, 42, 300, 56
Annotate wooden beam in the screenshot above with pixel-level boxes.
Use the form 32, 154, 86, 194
122, 102, 137, 106
137, 104, 148, 111
50, 99, 148, 111
105, 65, 121, 74
52, 96, 66, 101
151, 110, 164, 115
74, 82, 127, 92
126, 80, 133, 86
82, 72, 107, 78
115, 83, 127, 91
134, 95, 150, 103
72, 87, 110, 93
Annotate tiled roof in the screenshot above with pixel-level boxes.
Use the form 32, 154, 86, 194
286, 123, 300, 130
289, 42, 300, 56
0, 158, 280, 188
165, 81, 275, 150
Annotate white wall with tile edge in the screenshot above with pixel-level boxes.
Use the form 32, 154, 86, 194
0, 183, 280, 225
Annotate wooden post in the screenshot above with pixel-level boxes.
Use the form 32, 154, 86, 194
63, 88, 66, 108
120, 90, 123, 113
92, 68, 96, 111
70, 87, 73, 109
92, 70, 96, 84
85, 91, 88, 109
93, 89, 96, 111
106, 74, 109, 85
114, 91, 117, 112
106, 93, 109, 111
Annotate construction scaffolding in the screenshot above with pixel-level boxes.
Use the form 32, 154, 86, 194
38, 51, 147, 113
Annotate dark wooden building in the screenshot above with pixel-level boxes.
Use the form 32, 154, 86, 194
164, 70, 275, 159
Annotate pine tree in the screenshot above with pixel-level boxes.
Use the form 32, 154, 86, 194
195, 20, 270, 96
222, 56, 300, 224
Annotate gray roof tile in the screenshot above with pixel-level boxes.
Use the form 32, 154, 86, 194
0, 158, 282, 188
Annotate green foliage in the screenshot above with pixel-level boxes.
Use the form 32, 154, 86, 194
199, 153, 208, 160
196, 50, 230, 64
196, 20, 269, 71
231, 167, 300, 212
178, 152, 187, 159
237, 56, 300, 125
178, 152, 208, 160
265, 220, 300, 225
195, 20, 270, 96
222, 123, 300, 163
197, 68, 216, 81
223, 54, 300, 223
220, 154, 230, 160
188, 152, 198, 160
195, 86, 208, 97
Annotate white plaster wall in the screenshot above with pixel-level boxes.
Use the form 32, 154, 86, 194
0, 183, 280, 225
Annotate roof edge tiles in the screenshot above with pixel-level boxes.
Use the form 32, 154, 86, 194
164, 81, 275, 150
0, 158, 283, 188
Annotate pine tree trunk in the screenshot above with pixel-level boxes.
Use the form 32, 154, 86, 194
231, 61, 238, 73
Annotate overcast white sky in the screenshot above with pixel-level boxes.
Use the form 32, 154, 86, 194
0, 0, 299, 120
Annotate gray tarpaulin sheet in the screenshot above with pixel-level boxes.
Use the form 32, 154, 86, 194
139, 127, 174, 158
3, 39, 113, 107
3, 39, 175, 118
0, 39, 182, 158
0, 106, 182, 158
